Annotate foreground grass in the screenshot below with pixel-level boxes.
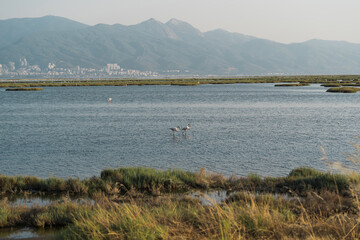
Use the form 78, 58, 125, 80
1, 188, 359, 240
0, 198, 89, 228
1, 166, 360, 239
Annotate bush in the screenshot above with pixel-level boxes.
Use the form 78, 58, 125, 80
284, 168, 350, 194
288, 167, 322, 178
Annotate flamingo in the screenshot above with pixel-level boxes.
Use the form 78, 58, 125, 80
170, 126, 180, 135
182, 124, 191, 134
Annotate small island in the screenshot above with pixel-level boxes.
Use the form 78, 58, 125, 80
274, 83, 310, 87
171, 82, 200, 86
5, 87, 43, 91
321, 83, 342, 87
326, 87, 360, 93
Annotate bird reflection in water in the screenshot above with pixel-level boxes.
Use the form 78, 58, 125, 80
171, 134, 190, 141
172, 135, 180, 141
182, 133, 190, 140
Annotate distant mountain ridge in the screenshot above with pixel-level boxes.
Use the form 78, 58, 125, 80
1, 15, 360, 75
0, 16, 89, 49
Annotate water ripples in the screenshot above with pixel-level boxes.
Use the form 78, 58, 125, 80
1, 84, 360, 178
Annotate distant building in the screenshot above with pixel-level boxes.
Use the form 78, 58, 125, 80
20, 58, 28, 67
0, 61, 159, 78
29, 65, 41, 71
48, 62, 55, 70
106, 63, 121, 72
9, 61, 15, 71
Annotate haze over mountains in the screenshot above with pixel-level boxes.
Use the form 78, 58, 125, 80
1, 15, 360, 75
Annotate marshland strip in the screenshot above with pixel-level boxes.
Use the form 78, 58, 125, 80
1, 74, 360, 89
2, 166, 360, 239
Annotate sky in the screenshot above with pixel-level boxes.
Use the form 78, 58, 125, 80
1, 0, 360, 44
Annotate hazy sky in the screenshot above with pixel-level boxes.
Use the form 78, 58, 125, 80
1, 0, 360, 44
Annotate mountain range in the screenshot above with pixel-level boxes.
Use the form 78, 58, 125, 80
1, 15, 360, 75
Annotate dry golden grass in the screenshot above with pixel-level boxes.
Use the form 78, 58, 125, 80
3, 140, 360, 239
1, 184, 360, 239
53, 188, 360, 239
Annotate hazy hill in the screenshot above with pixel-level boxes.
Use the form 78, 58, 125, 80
0, 15, 88, 49
1, 16, 360, 75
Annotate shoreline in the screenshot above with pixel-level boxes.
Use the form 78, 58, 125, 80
0, 75, 360, 88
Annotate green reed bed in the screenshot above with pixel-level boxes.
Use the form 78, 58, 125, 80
0, 176, 88, 195
0, 167, 222, 197
100, 167, 228, 193
0, 167, 355, 198
222, 167, 352, 197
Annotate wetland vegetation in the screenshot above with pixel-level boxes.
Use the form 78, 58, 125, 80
2, 166, 360, 239
326, 87, 360, 93
1, 74, 360, 89
0, 167, 355, 197
2, 75, 360, 94
274, 83, 310, 87
5, 87, 43, 91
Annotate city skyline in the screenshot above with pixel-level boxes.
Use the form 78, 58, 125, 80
0, 58, 160, 78
1, 0, 360, 44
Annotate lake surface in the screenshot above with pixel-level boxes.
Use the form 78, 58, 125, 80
1, 83, 359, 178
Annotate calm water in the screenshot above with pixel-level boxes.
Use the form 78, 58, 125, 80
1, 83, 359, 178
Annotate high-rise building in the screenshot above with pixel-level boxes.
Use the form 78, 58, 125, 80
48, 63, 55, 69
106, 63, 121, 72
20, 58, 28, 67
8, 62, 15, 71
